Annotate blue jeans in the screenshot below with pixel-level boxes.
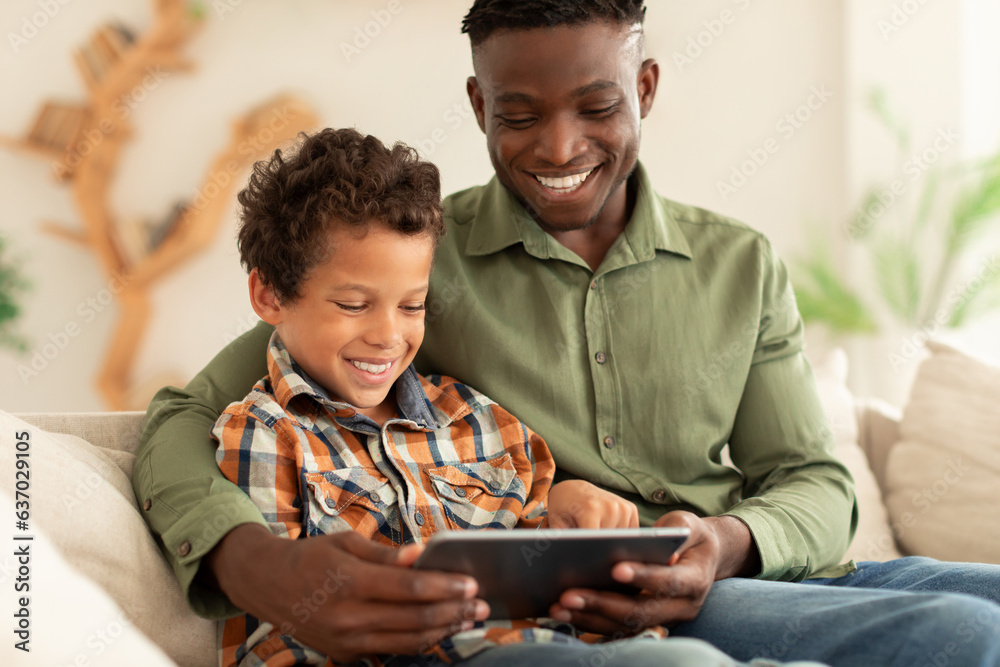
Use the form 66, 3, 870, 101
671, 557, 1000, 666
387, 557, 1000, 667
385, 638, 826, 666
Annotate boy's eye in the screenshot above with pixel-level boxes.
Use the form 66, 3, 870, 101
334, 302, 365, 313
401, 304, 426, 313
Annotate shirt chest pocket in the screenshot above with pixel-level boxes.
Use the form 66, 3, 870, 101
304, 467, 401, 542
426, 454, 527, 531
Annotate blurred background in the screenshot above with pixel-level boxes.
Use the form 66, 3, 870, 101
0, 0, 997, 412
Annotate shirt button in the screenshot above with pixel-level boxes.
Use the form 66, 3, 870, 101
590, 280, 598, 291
652, 489, 667, 503
603, 436, 615, 449
414, 511, 425, 526
368, 491, 380, 503
177, 541, 192, 557
595, 352, 607, 364
489, 480, 502, 490
454, 487, 467, 498
142, 499, 152, 511
325, 497, 337, 508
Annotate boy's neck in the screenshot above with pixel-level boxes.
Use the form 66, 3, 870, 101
355, 390, 398, 426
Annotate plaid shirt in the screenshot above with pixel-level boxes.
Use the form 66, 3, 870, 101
214, 334, 665, 666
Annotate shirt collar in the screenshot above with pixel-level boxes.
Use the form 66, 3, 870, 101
266, 332, 444, 430
464, 162, 692, 261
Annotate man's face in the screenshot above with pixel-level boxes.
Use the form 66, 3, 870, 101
468, 21, 658, 233
264, 226, 433, 422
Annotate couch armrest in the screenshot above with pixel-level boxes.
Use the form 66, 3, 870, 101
14, 411, 146, 456
853, 398, 902, 496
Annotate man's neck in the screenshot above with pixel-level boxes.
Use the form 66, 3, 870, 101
544, 175, 638, 272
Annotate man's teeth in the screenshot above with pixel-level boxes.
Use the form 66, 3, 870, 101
535, 169, 594, 192
351, 360, 391, 374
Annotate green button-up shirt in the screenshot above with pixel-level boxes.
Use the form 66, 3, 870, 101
133, 163, 856, 619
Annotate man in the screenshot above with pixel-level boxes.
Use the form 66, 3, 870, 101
135, 1, 1000, 665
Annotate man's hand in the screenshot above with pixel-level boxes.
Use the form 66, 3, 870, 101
208, 524, 490, 662
548, 511, 759, 634
546, 480, 639, 529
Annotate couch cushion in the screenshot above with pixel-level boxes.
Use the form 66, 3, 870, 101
0, 411, 215, 667
884, 341, 1000, 563
810, 349, 903, 562
0, 489, 176, 666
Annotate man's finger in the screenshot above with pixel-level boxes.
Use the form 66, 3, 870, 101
349, 558, 479, 602
327, 598, 490, 634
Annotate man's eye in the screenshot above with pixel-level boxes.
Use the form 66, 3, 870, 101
497, 115, 535, 127
583, 103, 620, 116
334, 303, 365, 312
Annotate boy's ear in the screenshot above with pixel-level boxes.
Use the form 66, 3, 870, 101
248, 268, 283, 325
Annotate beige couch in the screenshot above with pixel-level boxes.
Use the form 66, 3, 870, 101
1, 340, 997, 666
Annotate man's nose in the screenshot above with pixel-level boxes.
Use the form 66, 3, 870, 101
534, 114, 588, 166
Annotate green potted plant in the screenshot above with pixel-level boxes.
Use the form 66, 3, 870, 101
0, 235, 28, 353
794, 91, 1000, 343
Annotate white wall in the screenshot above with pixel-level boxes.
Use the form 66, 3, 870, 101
6, 0, 993, 413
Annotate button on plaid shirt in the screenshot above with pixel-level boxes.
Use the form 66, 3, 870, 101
213, 334, 664, 666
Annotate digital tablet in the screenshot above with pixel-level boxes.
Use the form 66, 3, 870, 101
413, 527, 690, 619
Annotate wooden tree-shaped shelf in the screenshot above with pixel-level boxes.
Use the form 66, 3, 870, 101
1, 0, 319, 409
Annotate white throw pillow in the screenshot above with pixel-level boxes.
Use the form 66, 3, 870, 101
0, 411, 215, 667
0, 489, 176, 666
810, 348, 903, 562
884, 341, 1000, 563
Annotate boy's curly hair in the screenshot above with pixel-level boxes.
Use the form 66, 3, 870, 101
237, 128, 444, 303
461, 0, 646, 47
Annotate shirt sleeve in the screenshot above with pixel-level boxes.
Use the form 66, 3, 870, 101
214, 409, 305, 541
131, 320, 274, 619
721, 239, 858, 582
485, 403, 555, 529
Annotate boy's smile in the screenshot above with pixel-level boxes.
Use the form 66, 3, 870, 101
251, 225, 434, 424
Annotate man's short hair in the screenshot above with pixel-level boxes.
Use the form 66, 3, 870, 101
237, 128, 444, 304
461, 0, 646, 47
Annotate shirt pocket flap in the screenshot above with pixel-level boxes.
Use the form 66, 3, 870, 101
305, 467, 397, 516
426, 453, 517, 503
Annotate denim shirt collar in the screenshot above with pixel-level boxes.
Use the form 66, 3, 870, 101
266, 332, 440, 433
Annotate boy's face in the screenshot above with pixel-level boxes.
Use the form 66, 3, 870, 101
467, 21, 658, 233
257, 225, 433, 422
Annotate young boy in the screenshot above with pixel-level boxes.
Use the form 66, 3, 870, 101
212, 128, 648, 666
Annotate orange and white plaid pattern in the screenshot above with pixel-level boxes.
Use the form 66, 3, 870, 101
213, 334, 664, 666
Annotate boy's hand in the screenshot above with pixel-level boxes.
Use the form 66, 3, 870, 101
546, 480, 639, 529
209, 524, 489, 662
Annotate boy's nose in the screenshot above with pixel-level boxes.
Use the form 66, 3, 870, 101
365, 310, 404, 348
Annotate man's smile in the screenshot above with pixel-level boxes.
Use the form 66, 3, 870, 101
529, 165, 601, 196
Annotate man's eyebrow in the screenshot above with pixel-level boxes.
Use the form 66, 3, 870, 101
494, 81, 621, 106
570, 80, 621, 97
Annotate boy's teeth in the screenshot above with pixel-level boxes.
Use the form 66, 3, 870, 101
535, 168, 594, 191
351, 360, 391, 374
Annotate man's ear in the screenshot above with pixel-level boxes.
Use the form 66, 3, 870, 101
467, 76, 487, 133
637, 58, 660, 119
248, 268, 283, 326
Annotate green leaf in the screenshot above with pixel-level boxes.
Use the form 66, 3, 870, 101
948, 257, 1000, 327
945, 157, 1000, 256
872, 238, 922, 325
0, 235, 29, 353
868, 88, 911, 153
792, 247, 878, 334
